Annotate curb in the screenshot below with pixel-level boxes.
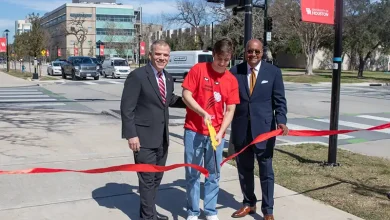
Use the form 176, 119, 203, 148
0, 107, 104, 115
369, 83, 390, 86
101, 110, 186, 126
284, 82, 390, 87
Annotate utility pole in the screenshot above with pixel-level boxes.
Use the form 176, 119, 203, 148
327, 0, 344, 166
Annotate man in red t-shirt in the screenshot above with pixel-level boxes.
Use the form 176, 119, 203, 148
181, 38, 240, 220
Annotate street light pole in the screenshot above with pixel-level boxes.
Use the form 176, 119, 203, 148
138, 34, 141, 68
4, 29, 9, 72
327, 0, 344, 166
262, 0, 268, 61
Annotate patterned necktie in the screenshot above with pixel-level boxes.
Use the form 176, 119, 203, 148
250, 68, 256, 95
158, 72, 166, 104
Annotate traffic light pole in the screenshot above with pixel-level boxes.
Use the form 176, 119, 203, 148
244, 0, 252, 49
262, 0, 268, 61
326, 0, 344, 166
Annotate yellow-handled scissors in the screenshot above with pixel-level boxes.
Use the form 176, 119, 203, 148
206, 120, 218, 151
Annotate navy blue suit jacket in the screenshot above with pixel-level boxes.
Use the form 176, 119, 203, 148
230, 61, 287, 149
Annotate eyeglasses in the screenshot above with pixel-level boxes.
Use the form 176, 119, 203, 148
247, 49, 262, 55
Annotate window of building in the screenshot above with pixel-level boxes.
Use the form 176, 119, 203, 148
96, 28, 135, 36
96, 14, 135, 22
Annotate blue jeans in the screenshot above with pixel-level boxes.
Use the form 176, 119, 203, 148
184, 129, 224, 217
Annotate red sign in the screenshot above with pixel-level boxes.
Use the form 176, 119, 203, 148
99, 45, 104, 56
46, 50, 49, 57
57, 48, 61, 57
74, 48, 79, 56
0, 38, 6, 53
140, 41, 145, 56
301, 0, 335, 25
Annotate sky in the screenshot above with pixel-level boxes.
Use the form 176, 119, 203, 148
0, 0, 179, 43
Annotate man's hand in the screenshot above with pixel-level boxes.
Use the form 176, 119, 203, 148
278, 124, 289, 136
128, 137, 140, 151
201, 111, 212, 125
215, 132, 223, 146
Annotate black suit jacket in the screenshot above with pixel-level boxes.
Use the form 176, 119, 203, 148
120, 63, 185, 148
229, 61, 287, 149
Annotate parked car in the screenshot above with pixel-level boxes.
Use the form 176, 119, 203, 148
47, 61, 63, 76
61, 56, 99, 80
101, 57, 131, 79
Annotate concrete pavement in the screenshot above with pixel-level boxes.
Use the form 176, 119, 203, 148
0, 110, 363, 220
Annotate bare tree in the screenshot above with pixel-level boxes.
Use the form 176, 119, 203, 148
271, 0, 332, 75
165, 0, 211, 50
65, 15, 88, 56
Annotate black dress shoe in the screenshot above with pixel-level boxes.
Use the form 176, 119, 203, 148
157, 213, 169, 220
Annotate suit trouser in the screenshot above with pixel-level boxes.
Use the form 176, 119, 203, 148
134, 141, 168, 220
235, 122, 275, 215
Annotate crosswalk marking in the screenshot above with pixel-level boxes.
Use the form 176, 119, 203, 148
0, 92, 42, 95
0, 95, 50, 98
107, 81, 123, 84
5, 103, 66, 107
313, 118, 390, 134
0, 89, 38, 92
288, 124, 354, 139
0, 98, 57, 102
357, 115, 390, 122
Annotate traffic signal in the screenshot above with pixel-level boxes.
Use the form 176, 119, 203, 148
265, 17, 273, 31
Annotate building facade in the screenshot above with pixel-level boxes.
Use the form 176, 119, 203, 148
15, 20, 32, 35
40, 2, 141, 61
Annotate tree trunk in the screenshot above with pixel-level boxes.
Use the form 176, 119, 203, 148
305, 52, 314, 75
357, 56, 365, 78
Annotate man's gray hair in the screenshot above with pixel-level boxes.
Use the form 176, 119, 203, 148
150, 40, 170, 53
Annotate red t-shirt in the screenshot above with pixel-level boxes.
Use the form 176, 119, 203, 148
182, 62, 240, 136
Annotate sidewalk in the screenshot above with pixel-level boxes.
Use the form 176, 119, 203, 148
0, 69, 36, 87
0, 110, 364, 220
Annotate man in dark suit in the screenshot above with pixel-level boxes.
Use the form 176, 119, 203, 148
120, 39, 185, 220
229, 39, 289, 220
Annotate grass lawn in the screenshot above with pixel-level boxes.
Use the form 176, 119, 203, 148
226, 144, 390, 220
282, 68, 390, 84
2, 68, 59, 81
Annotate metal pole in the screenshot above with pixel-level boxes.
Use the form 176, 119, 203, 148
244, 0, 253, 49
211, 22, 214, 46
262, 0, 268, 61
327, 0, 344, 166
6, 32, 9, 72
138, 35, 141, 68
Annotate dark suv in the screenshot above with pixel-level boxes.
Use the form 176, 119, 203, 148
61, 56, 99, 80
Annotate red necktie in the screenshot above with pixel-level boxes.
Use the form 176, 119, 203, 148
158, 72, 166, 104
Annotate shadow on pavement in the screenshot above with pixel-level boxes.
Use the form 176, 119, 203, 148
92, 179, 263, 220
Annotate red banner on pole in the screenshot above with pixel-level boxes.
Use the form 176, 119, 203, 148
0, 38, 6, 53
46, 50, 49, 57
301, 0, 335, 25
58, 48, 61, 57
74, 48, 79, 56
99, 45, 104, 56
140, 41, 145, 56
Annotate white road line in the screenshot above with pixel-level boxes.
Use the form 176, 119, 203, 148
357, 115, 390, 122
314, 118, 390, 134
0, 89, 38, 92
107, 81, 123, 84
288, 124, 354, 139
83, 82, 98, 85
0, 98, 57, 102
7, 103, 66, 107
0, 95, 49, 98
0, 92, 43, 95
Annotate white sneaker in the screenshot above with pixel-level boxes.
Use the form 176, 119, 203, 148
206, 215, 219, 220
187, 216, 198, 220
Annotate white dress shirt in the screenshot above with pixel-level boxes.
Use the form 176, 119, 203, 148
247, 61, 261, 88
150, 63, 166, 96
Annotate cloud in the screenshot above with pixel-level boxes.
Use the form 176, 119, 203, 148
3, 0, 68, 12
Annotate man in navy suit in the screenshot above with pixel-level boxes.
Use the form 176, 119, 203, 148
229, 39, 288, 220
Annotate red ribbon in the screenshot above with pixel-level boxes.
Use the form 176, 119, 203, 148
1, 122, 389, 177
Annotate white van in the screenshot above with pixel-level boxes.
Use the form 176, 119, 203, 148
102, 57, 131, 79
165, 50, 213, 81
